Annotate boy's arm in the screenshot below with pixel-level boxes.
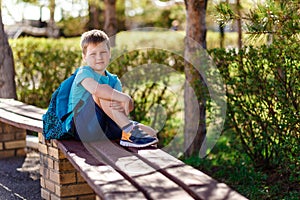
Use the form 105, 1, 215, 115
81, 77, 130, 102
81, 77, 133, 114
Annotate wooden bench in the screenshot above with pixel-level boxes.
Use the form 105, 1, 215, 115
0, 98, 248, 200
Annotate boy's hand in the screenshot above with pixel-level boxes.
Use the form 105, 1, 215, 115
121, 95, 134, 116
110, 97, 133, 116
109, 101, 125, 112
125, 97, 134, 115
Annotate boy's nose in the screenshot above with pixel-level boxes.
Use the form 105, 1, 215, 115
97, 53, 103, 60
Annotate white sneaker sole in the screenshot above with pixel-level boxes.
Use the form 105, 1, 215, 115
120, 139, 158, 148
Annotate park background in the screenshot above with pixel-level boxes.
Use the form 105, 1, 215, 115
0, 0, 299, 199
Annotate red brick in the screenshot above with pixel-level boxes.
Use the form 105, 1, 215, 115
40, 177, 46, 188
41, 188, 51, 200
4, 140, 26, 149
0, 150, 15, 158
56, 183, 94, 197
15, 131, 26, 140
54, 160, 75, 171
52, 140, 58, 148
76, 172, 86, 183
48, 147, 66, 160
44, 178, 56, 193
50, 170, 76, 185
16, 148, 26, 156
0, 133, 15, 141
50, 194, 76, 200
40, 166, 50, 179
78, 194, 96, 200
2, 124, 22, 133
38, 143, 48, 155
47, 157, 54, 169
38, 132, 46, 144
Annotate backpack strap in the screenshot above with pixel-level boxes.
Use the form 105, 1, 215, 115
56, 68, 80, 119
106, 70, 120, 89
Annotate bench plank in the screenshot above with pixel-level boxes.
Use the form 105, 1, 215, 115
87, 141, 195, 200
57, 140, 147, 199
129, 148, 247, 200
0, 98, 44, 133
0, 108, 43, 133
0, 98, 45, 120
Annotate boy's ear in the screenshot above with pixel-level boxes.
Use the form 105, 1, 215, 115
82, 53, 86, 61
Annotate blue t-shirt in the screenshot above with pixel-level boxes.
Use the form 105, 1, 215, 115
66, 66, 122, 129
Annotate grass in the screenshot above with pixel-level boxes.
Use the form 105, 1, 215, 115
115, 30, 240, 50
115, 29, 266, 52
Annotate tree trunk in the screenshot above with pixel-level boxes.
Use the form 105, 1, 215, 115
219, 23, 224, 48
47, 0, 58, 38
88, 1, 102, 30
0, 7, 17, 98
104, 0, 117, 47
236, 0, 242, 49
184, 0, 207, 157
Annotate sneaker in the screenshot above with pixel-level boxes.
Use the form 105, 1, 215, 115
120, 125, 158, 148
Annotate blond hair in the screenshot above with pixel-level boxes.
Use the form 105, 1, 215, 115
80, 30, 110, 55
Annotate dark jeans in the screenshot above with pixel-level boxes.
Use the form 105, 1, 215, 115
72, 96, 122, 142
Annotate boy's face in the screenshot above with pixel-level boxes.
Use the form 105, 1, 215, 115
83, 42, 110, 75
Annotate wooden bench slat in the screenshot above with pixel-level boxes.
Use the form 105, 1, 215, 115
0, 98, 45, 120
87, 141, 195, 200
0, 108, 43, 133
129, 148, 248, 200
165, 165, 246, 200
57, 140, 147, 199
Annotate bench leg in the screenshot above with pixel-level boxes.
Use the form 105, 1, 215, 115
0, 122, 26, 158
38, 133, 97, 200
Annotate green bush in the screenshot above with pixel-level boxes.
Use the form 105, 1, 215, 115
10, 37, 82, 108
209, 41, 299, 171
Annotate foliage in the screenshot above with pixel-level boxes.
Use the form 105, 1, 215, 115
125, 0, 185, 29
57, 16, 88, 37
244, 0, 299, 41
57, 0, 127, 37
211, 3, 300, 197
10, 37, 82, 107
215, 0, 300, 44
208, 41, 299, 176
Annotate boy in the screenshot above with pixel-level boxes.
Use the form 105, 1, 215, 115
67, 29, 158, 148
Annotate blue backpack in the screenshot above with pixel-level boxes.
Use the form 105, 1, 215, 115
42, 68, 80, 140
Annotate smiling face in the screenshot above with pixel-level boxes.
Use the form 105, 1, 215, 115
83, 42, 111, 75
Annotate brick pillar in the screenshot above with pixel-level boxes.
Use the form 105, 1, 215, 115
38, 133, 96, 200
0, 122, 26, 158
